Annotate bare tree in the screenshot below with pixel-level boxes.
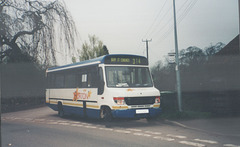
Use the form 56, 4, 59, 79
0, 0, 78, 67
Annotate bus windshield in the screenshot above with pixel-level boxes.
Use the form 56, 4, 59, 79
105, 66, 153, 88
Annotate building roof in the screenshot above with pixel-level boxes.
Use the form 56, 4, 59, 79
204, 34, 240, 91
216, 35, 239, 56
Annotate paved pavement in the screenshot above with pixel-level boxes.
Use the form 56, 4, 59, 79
166, 117, 240, 137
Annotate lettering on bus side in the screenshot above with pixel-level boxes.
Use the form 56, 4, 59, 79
73, 88, 92, 101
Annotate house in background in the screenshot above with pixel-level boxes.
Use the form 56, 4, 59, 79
205, 35, 240, 92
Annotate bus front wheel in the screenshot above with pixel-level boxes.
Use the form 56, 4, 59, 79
58, 102, 64, 118
100, 107, 112, 122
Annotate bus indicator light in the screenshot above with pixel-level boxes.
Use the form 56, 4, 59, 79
113, 97, 125, 105
155, 97, 160, 103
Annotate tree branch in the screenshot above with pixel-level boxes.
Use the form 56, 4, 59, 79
11, 26, 41, 43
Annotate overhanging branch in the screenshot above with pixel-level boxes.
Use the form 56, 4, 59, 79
11, 27, 40, 43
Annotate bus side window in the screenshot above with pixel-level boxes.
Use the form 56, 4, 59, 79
81, 73, 88, 88
98, 67, 104, 95
76, 73, 82, 88
88, 67, 98, 88
87, 73, 92, 87
47, 73, 53, 88
65, 74, 76, 88
50, 74, 55, 88
55, 74, 64, 88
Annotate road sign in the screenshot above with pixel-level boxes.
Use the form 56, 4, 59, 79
168, 52, 176, 63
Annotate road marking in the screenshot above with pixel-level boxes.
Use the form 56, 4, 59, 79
126, 128, 142, 132
194, 139, 218, 144
72, 124, 83, 127
23, 118, 33, 121
133, 132, 151, 137
81, 123, 92, 126
70, 124, 80, 127
47, 122, 59, 125
154, 136, 175, 141
99, 128, 113, 131
34, 119, 46, 122
133, 133, 143, 136
114, 130, 131, 134
84, 126, 97, 129
223, 144, 240, 147
12, 117, 21, 120
71, 121, 81, 124
144, 131, 162, 135
4, 115, 240, 147
58, 122, 70, 125
167, 134, 187, 139
57, 120, 69, 123
47, 120, 56, 122
8, 117, 16, 120
179, 141, 206, 147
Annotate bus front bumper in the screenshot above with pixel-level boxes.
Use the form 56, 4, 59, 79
111, 108, 161, 119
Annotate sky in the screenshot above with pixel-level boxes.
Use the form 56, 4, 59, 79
63, 0, 239, 66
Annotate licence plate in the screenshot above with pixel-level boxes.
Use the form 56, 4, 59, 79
136, 109, 149, 114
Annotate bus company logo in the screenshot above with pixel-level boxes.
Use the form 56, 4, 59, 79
127, 88, 134, 92
73, 88, 92, 101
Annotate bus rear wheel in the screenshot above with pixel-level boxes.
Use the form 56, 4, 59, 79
58, 102, 64, 118
100, 107, 112, 122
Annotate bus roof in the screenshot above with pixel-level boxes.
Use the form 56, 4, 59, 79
47, 54, 148, 73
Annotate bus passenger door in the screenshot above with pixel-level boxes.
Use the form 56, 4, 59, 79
98, 67, 104, 95
83, 101, 87, 117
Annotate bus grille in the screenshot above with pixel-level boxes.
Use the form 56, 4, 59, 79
124, 97, 155, 105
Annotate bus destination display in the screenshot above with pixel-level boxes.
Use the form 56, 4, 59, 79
104, 55, 148, 65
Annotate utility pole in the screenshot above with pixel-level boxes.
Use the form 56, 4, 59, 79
173, 0, 182, 112
0, 45, 2, 145
239, 0, 240, 54
0, 42, 2, 145
142, 39, 152, 62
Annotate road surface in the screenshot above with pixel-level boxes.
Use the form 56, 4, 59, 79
2, 106, 240, 147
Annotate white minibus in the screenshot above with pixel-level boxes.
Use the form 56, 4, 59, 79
46, 54, 161, 120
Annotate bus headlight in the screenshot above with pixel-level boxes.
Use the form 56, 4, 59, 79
113, 97, 125, 105
155, 96, 160, 103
